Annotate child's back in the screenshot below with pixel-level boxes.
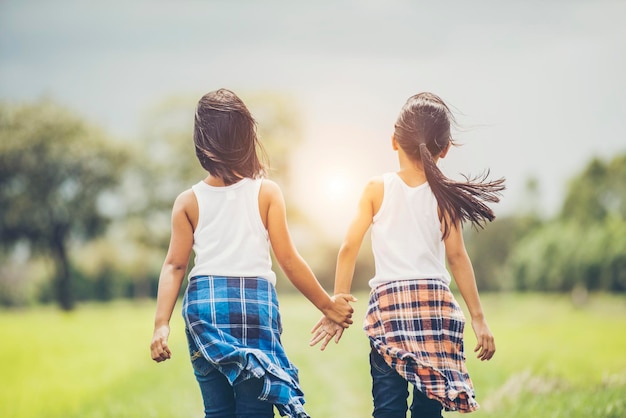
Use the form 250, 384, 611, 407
369, 172, 450, 289
188, 178, 276, 283
311, 91, 504, 417
150, 88, 355, 418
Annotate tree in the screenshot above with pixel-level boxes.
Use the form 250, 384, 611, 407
463, 175, 544, 291
506, 218, 626, 292
0, 100, 129, 310
504, 152, 626, 293
464, 215, 541, 291
561, 154, 626, 223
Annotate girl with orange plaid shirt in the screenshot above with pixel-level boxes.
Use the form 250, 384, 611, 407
311, 92, 505, 417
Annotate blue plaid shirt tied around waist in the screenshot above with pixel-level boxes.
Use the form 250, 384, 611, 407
364, 278, 479, 413
183, 276, 309, 418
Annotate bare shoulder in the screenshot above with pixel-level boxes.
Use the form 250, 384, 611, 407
173, 189, 198, 220
260, 178, 281, 193
174, 188, 196, 208
362, 175, 384, 200
259, 178, 284, 201
364, 175, 384, 191
359, 175, 384, 215
258, 179, 285, 229
172, 188, 198, 226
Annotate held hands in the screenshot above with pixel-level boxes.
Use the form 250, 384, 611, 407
309, 316, 345, 350
471, 317, 496, 361
310, 293, 357, 351
321, 293, 357, 328
150, 324, 172, 363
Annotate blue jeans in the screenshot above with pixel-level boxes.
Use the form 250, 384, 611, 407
186, 329, 275, 418
370, 348, 443, 418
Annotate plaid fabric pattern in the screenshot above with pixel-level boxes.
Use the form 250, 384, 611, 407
364, 279, 479, 413
183, 276, 309, 418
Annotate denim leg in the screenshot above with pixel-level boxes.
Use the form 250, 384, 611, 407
194, 365, 236, 418
187, 328, 275, 418
410, 386, 443, 418
370, 348, 409, 418
234, 376, 275, 418
186, 329, 236, 418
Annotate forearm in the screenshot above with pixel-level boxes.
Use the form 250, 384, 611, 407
154, 264, 186, 327
334, 244, 358, 295
444, 224, 496, 360
448, 255, 485, 320
280, 255, 333, 313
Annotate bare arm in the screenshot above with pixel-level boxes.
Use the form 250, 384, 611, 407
444, 220, 495, 361
311, 178, 382, 350
334, 178, 381, 294
150, 189, 196, 363
260, 180, 355, 327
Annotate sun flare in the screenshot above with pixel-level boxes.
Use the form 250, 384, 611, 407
324, 172, 351, 200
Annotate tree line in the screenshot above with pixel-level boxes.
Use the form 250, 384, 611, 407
466, 155, 626, 293
1, 99, 624, 310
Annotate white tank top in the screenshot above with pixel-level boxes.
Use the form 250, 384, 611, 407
187, 178, 277, 285
369, 172, 451, 288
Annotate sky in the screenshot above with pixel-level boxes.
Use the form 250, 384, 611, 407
2, 0, 625, 239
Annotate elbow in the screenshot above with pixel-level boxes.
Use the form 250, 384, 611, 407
446, 253, 460, 268
162, 260, 189, 278
276, 252, 302, 277
167, 258, 188, 271
446, 248, 469, 268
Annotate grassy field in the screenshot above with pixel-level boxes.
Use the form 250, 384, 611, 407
1, 292, 625, 418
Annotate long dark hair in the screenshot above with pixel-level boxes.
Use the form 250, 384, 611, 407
394, 92, 505, 238
193, 88, 267, 185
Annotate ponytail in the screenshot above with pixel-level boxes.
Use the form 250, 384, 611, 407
419, 143, 505, 239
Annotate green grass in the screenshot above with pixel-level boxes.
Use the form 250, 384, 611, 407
1, 293, 625, 417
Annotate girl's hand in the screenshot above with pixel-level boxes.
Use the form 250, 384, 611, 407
150, 324, 172, 362
471, 317, 495, 361
321, 294, 357, 328
309, 316, 345, 351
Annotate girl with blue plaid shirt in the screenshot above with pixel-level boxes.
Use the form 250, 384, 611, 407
150, 88, 356, 418
311, 92, 505, 417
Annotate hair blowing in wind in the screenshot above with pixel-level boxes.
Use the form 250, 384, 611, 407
394, 92, 506, 238
193, 88, 268, 185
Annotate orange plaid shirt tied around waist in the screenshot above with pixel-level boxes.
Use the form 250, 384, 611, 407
364, 278, 479, 413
